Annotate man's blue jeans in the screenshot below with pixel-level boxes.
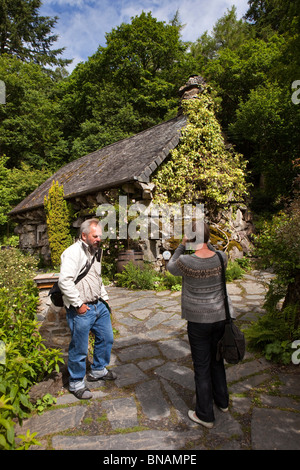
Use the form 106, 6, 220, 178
66, 300, 114, 390
187, 320, 229, 423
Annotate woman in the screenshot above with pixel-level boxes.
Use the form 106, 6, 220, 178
167, 222, 232, 428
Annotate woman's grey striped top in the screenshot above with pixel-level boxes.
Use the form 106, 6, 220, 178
167, 244, 235, 323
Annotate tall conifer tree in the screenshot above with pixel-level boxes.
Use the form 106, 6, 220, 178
0, 0, 70, 67
44, 181, 72, 266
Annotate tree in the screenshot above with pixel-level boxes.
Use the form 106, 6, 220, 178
189, 1, 300, 208
194, 30, 299, 206
44, 181, 73, 267
0, 0, 70, 68
0, 55, 68, 168
57, 12, 196, 160
229, 82, 299, 202
191, 7, 253, 63
0, 155, 50, 238
202, 34, 285, 126
245, 0, 300, 36
245, 0, 300, 81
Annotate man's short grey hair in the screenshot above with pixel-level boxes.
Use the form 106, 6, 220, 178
80, 218, 101, 237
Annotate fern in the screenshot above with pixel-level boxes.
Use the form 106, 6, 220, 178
245, 306, 300, 363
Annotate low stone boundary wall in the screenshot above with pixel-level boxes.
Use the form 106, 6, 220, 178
35, 275, 70, 358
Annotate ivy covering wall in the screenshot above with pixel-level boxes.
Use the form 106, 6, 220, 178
152, 88, 249, 215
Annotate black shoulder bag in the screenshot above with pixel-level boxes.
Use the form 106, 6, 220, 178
48, 250, 100, 307
216, 251, 246, 364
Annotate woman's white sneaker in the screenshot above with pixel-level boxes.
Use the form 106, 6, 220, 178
219, 407, 229, 412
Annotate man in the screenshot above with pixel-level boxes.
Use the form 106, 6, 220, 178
58, 218, 116, 399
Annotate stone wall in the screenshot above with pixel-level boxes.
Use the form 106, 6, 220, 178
14, 208, 51, 262
13, 183, 254, 267
37, 287, 70, 359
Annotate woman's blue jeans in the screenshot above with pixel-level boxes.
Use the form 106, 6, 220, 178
187, 320, 229, 423
66, 300, 114, 389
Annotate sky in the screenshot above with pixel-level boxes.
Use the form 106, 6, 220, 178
39, 0, 250, 72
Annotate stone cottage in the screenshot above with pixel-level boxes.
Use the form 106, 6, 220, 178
9, 76, 253, 265
9, 76, 254, 353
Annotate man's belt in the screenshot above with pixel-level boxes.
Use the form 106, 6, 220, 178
86, 298, 111, 312
87, 298, 100, 305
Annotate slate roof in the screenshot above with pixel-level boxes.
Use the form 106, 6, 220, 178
10, 114, 187, 215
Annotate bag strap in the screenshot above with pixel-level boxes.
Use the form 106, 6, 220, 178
216, 251, 231, 322
74, 248, 99, 285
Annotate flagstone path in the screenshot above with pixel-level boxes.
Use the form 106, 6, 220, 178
16, 270, 300, 451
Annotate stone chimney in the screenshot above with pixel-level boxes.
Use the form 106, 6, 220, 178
177, 75, 206, 115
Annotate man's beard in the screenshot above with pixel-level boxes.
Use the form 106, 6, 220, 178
87, 241, 100, 254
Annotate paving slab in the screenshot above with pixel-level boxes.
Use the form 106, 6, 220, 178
231, 396, 252, 414
278, 373, 300, 396
229, 373, 271, 394
154, 362, 195, 391
154, 299, 180, 307
117, 317, 141, 327
225, 358, 270, 382
251, 408, 300, 450
158, 338, 191, 360
145, 311, 175, 329
120, 298, 159, 312
209, 409, 243, 438
227, 284, 243, 295
15, 405, 86, 438
114, 363, 148, 387
137, 357, 165, 371
56, 389, 107, 404
162, 317, 187, 329
101, 397, 139, 430
135, 379, 170, 420
242, 281, 266, 295
161, 379, 191, 425
131, 309, 153, 320
51, 429, 201, 450
259, 394, 300, 411
113, 335, 147, 349
117, 343, 160, 363
143, 328, 178, 341
19, 271, 300, 451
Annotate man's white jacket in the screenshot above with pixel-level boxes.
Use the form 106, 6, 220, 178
58, 239, 108, 308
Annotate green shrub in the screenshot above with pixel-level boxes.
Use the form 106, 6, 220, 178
115, 257, 250, 292
245, 196, 300, 363
115, 261, 182, 291
226, 258, 250, 282
245, 304, 300, 364
115, 262, 161, 290
0, 248, 64, 449
159, 270, 182, 291
0, 247, 38, 292
44, 180, 73, 267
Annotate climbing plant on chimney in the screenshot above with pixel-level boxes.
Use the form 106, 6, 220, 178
44, 181, 73, 267
152, 87, 249, 214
